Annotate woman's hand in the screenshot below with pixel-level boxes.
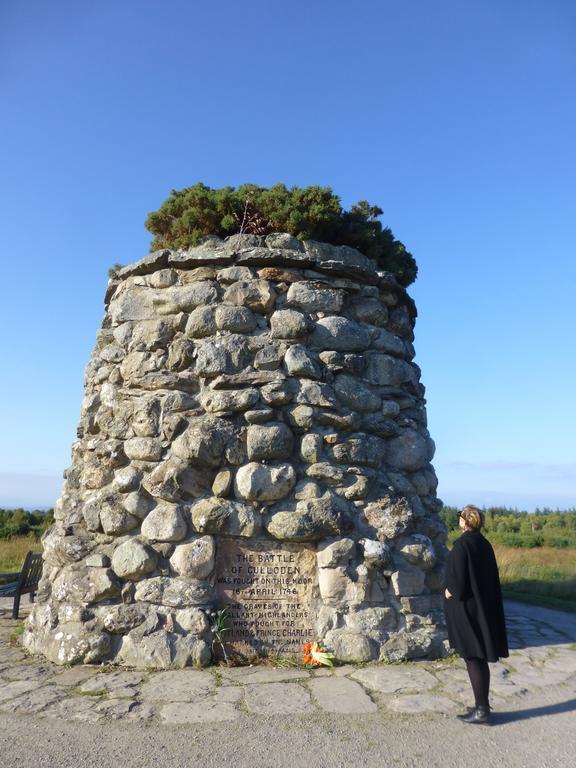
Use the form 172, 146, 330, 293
445, 588, 452, 599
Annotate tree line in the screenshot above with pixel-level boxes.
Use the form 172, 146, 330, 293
441, 506, 576, 548
0, 508, 54, 539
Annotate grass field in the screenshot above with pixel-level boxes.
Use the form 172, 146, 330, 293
494, 544, 576, 612
0, 535, 42, 577
445, 529, 576, 612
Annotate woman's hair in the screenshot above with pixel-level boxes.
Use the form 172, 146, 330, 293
460, 504, 484, 531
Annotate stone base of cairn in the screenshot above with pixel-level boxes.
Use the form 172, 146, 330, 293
24, 233, 448, 668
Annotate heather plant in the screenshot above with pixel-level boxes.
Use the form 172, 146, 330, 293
145, 183, 417, 286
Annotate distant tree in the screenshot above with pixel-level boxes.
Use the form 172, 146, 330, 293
145, 183, 418, 286
10, 508, 30, 527
440, 506, 459, 530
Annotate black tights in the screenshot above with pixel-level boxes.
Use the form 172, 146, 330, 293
465, 658, 490, 708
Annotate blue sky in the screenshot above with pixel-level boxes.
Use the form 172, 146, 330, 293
1, 1, 575, 511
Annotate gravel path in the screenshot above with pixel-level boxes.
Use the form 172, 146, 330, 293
1, 598, 575, 767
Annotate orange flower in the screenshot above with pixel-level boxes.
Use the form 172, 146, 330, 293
303, 640, 335, 667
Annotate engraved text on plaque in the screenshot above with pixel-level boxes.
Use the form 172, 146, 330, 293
215, 539, 317, 656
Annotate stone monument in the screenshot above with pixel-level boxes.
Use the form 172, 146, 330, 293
24, 233, 448, 668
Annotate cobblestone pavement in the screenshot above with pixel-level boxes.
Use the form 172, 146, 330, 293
1, 597, 575, 726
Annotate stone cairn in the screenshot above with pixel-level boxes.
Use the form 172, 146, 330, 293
24, 233, 447, 668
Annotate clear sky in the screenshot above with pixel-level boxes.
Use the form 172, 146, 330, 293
1, 1, 575, 511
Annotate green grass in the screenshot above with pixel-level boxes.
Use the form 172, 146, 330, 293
493, 544, 576, 612
444, 536, 576, 614
0, 535, 42, 581
10, 624, 25, 645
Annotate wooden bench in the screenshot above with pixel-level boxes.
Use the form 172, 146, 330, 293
0, 551, 43, 619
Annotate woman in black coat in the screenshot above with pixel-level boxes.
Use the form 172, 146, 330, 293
444, 504, 509, 725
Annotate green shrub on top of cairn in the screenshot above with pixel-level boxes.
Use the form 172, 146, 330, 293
145, 182, 417, 287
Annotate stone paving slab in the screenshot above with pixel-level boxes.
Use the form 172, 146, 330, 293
308, 677, 378, 714
94, 698, 156, 721
212, 685, 244, 704
0, 648, 27, 664
139, 669, 215, 701
1, 598, 575, 724
1, 662, 57, 683
350, 665, 437, 694
50, 666, 100, 686
384, 693, 460, 715
243, 682, 313, 715
505, 670, 569, 689
541, 655, 576, 674
0, 679, 40, 704
219, 666, 310, 685
78, 670, 144, 697
0, 684, 69, 714
41, 693, 106, 723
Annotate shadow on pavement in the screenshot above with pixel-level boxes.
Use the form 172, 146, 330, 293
491, 697, 576, 725
505, 634, 571, 651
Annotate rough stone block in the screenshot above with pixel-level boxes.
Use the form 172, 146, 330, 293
169, 536, 216, 579
190, 496, 261, 536
201, 388, 259, 414
334, 373, 381, 412
390, 566, 426, 596
185, 305, 217, 337
309, 316, 371, 352
234, 462, 296, 502
215, 305, 257, 333
345, 606, 397, 634
331, 433, 386, 467
267, 495, 353, 542
270, 309, 308, 338
124, 437, 163, 462
300, 433, 323, 463
140, 502, 188, 542
111, 539, 158, 580
134, 576, 209, 607
316, 537, 356, 568
286, 281, 344, 313
387, 429, 433, 471
246, 423, 294, 461
223, 279, 276, 313
284, 344, 321, 379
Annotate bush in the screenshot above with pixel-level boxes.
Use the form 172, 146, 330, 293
440, 506, 459, 531
500, 533, 544, 548
145, 183, 418, 286
544, 536, 572, 549
0, 508, 54, 540
0, 522, 31, 539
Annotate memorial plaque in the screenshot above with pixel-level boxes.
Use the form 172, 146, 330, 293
215, 538, 317, 656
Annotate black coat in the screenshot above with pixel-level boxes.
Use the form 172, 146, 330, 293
444, 530, 509, 662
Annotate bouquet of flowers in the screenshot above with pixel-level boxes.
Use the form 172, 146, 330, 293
303, 640, 335, 668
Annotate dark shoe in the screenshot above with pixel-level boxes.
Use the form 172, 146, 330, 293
458, 706, 491, 725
